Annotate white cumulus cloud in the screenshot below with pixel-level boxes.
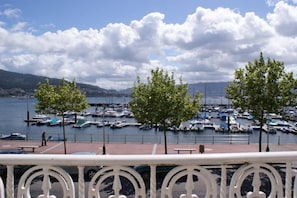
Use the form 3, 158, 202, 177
0, 8, 21, 18
0, 2, 297, 89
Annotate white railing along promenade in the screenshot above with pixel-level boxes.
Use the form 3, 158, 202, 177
0, 152, 297, 198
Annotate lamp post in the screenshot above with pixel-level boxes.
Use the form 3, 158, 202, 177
26, 95, 30, 127
102, 105, 106, 155
26, 95, 30, 141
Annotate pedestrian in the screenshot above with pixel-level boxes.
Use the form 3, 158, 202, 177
41, 131, 47, 146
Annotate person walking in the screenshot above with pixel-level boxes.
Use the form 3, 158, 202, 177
41, 131, 47, 146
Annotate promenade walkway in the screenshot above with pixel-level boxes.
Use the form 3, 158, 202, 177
1, 140, 297, 154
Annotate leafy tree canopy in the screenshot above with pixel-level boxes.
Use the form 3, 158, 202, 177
34, 78, 89, 114
129, 68, 202, 154
226, 52, 297, 151
130, 68, 201, 127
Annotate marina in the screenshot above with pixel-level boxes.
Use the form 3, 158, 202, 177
1, 97, 297, 146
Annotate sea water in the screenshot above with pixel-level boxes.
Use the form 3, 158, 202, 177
0, 97, 297, 145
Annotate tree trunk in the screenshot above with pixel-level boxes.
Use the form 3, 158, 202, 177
163, 130, 167, 154
163, 122, 168, 154
62, 114, 67, 154
258, 111, 264, 152
259, 124, 262, 152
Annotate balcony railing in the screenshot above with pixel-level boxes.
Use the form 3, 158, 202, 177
0, 152, 297, 198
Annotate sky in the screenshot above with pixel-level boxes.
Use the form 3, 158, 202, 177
0, 0, 297, 90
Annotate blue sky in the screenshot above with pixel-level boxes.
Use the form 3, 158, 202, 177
1, 0, 272, 33
0, 0, 297, 89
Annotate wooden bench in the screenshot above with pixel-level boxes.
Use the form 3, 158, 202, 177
18, 145, 39, 152
174, 148, 196, 154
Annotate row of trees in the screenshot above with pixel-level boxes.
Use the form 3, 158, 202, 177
34, 52, 297, 154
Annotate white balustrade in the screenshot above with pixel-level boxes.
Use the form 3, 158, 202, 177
0, 152, 297, 198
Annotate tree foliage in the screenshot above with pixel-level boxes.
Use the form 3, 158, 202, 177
226, 52, 297, 152
35, 79, 89, 114
129, 68, 201, 154
34, 78, 89, 154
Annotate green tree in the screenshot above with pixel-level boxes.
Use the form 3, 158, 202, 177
226, 52, 297, 152
34, 78, 89, 154
129, 68, 202, 154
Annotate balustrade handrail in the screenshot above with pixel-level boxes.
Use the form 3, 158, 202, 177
1, 152, 297, 197
0, 151, 297, 166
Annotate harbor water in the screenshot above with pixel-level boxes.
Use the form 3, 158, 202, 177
1, 97, 297, 145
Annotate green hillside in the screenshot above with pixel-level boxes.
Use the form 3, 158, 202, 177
0, 69, 229, 97
0, 69, 120, 97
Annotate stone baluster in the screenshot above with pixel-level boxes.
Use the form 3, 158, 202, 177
78, 166, 85, 198
6, 165, 14, 198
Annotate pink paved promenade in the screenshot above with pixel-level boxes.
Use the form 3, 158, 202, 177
1, 140, 297, 155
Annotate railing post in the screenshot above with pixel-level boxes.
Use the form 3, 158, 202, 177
150, 165, 157, 198
78, 166, 85, 198
285, 162, 292, 197
220, 165, 227, 198
6, 165, 14, 198
0, 177, 4, 198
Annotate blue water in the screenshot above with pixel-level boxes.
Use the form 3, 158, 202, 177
1, 97, 297, 145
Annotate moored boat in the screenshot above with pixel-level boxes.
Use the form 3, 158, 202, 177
73, 119, 91, 128
110, 121, 125, 129
48, 117, 61, 126
0, 132, 26, 140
